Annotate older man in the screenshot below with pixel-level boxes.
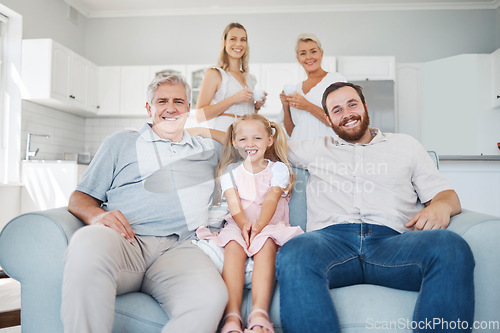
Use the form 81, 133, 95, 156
62, 73, 228, 333
276, 82, 475, 333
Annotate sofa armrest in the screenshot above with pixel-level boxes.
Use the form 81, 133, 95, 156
0, 207, 83, 280
0, 207, 84, 333
447, 209, 500, 326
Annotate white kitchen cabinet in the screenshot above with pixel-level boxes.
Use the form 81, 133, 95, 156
97, 66, 121, 116
186, 64, 210, 107
321, 56, 338, 76
337, 56, 395, 81
20, 161, 88, 213
21, 39, 99, 115
87, 62, 99, 111
440, 160, 500, 217
120, 66, 150, 116
69, 52, 89, 108
395, 63, 423, 141
255, 62, 303, 122
50, 44, 71, 101
421, 54, 499, 155
149, 65, 187, 79
491, 48, 500, 108
97, 65, 188, 117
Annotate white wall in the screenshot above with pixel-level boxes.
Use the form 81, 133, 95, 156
84, 10, 497, 66
0, 185, 21, 230
0, 0, 87, 55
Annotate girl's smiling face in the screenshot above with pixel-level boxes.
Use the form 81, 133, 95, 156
233, 119, 273, 168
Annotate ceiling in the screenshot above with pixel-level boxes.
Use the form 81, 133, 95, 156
66, 0, 500, 18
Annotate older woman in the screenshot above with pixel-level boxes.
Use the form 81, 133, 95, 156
280, 33, 346, 141
196, 22, 266, 132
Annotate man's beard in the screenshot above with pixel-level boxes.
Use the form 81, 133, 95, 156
331, 110, 370, 142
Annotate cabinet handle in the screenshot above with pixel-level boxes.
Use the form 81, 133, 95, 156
69, 95, 75, 99
497, 95, 500, 99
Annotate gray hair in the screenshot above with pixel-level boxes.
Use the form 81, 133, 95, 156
146, 73, 191, 104
295, 32, 323, 54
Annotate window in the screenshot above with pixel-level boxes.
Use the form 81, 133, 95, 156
0, 4, 22, 184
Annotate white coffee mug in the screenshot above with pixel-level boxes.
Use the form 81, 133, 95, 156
283, 84, 296, 96
253, 89, 265, 101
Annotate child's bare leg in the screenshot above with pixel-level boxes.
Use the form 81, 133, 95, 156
249, 238, 278, 333
222, 240, 247, 329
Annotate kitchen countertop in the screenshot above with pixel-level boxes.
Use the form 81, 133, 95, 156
439, 155, 500, 161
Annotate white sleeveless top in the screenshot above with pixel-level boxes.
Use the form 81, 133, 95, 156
207, 67, 257, 132
287, 72, 346, 141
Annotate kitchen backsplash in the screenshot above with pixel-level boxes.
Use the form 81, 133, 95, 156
22, 101, 86, 161
22, 101, 149, 161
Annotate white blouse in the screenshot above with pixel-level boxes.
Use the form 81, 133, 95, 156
287, 72, 346, 141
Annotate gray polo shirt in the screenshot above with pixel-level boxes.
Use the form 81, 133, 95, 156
77, 123, 221, 240
288, 129, 453, 233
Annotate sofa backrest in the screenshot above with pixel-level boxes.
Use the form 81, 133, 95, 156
288, 167, 309, 231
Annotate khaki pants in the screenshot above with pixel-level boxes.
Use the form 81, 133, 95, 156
62, 225, 228, 333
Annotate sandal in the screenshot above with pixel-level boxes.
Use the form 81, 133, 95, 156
221, 312, 244, 333
245, 309, 275, 333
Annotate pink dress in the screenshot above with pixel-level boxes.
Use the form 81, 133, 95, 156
196, 161, 303, 256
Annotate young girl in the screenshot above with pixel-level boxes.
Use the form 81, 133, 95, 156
195, 22, 266, 132
196, 114, 303, 333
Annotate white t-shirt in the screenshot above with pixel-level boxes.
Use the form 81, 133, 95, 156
221, 160, 290, 196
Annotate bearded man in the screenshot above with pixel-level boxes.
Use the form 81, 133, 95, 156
276, 82, 475, 333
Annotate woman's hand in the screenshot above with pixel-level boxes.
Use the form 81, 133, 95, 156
280, 91, 290, 109
233, 88, 254, 104
286, 93, 312, 111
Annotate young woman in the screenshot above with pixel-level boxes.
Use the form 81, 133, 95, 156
280, 33, 346, 141
196, 114, 303, 333
196, 23, 266, 132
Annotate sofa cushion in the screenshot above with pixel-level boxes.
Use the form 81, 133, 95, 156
288, 167, 309, 231
265, 284, 418, 333
113, 292, 167, 333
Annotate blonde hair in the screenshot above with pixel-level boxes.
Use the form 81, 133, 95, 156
217, 22, 250, 75
216, 114, 295, 200
295, 32, 323, 55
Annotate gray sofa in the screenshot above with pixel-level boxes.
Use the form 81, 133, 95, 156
1, 167, 500, 333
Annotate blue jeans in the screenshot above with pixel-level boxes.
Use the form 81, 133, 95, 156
276, 223, 475, 333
